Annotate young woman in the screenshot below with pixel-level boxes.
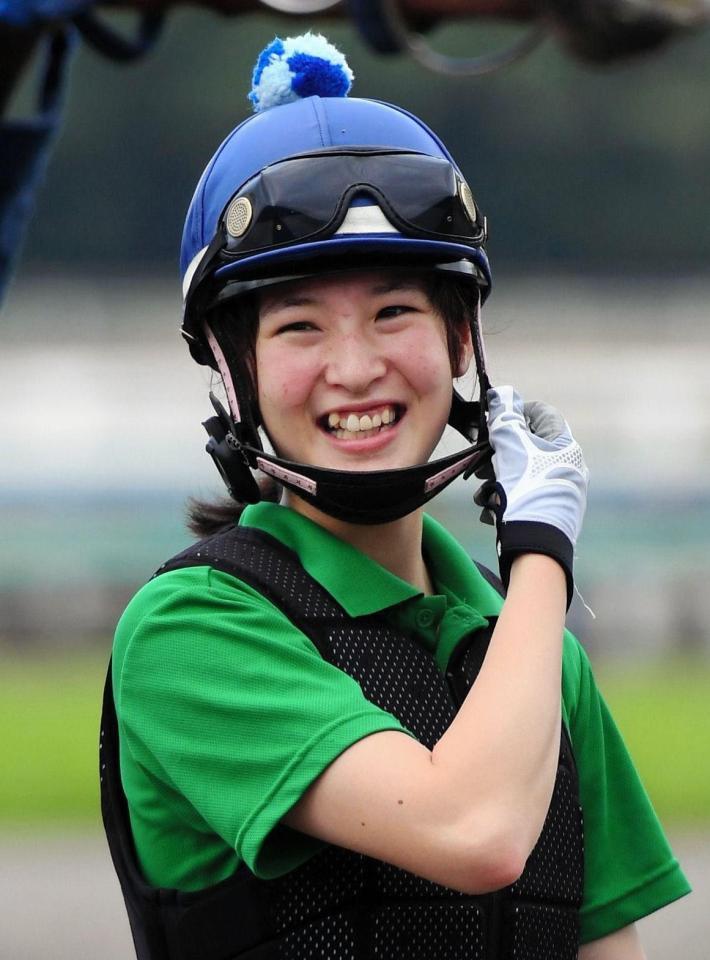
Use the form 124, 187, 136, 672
102, 33, 689, 960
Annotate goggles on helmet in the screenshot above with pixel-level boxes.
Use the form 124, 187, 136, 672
182, 148, 489, 368
217, 147, 487, 258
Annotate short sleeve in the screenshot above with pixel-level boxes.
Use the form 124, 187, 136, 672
562, 636, 691, 943
114, 567, 409, 887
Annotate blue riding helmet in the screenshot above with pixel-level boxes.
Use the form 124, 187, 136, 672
180, 88, 491, 369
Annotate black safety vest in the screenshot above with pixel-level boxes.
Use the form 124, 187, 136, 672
101, 525, 584, 960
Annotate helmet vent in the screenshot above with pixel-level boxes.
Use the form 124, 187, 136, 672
225, 197, 253, 238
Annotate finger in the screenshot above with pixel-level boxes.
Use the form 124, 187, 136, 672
486, 385, 525, 424
523, 401, 569, 442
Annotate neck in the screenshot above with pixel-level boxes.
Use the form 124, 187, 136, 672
286, 492, 434, 595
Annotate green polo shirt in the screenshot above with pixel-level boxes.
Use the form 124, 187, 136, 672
113, 502, 689, 944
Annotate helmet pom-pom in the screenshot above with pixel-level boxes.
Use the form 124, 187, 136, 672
249, 33, 354, 114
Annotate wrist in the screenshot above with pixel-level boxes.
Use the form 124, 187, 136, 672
508, 553, 567, 594
497, 521, 574, 609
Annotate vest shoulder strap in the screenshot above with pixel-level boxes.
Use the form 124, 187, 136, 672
154, 524, 352, 658
474, 558, 506, 596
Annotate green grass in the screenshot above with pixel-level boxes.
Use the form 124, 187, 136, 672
1, 651, 709, 828
596, 656, 710, 825
0, 652, 108, 828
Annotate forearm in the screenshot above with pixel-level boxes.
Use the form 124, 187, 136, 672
431, 553, 566, 854
579, 924, 647, 959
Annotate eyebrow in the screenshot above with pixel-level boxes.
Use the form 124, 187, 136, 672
260, 278, 424, 318
370, 279, 422, 295
264, 294, 317, 311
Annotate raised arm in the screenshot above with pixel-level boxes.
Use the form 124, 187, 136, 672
285, 387, 589, 894
285, 551, 566, 894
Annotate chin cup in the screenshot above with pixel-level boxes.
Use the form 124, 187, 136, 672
203, 395, 261, 505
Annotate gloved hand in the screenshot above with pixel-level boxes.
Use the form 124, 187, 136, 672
475, 385, 589, 608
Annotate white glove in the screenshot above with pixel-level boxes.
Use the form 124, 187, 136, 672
476, 385, 589, 606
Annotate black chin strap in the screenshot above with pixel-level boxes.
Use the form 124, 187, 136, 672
249, 440, 490, 525
203, 294, 493, 525
203, 392, 491, 525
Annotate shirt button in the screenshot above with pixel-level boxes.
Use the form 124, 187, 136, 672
416, 608, 435, 628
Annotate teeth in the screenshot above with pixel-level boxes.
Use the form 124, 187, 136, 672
329, 406, 395, 433
336, 427, 380, 441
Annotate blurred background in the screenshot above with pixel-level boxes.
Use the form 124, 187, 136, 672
1, 6, 709, 958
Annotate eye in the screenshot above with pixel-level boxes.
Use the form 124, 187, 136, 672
276, 320, 318, 334
377, 304, 415, 320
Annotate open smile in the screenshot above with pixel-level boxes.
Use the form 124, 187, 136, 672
318, 404, 404, 441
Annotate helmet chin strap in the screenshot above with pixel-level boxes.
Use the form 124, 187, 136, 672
203, 296, 492, 525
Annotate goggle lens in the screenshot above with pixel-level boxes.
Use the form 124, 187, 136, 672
219, 150, 485, 259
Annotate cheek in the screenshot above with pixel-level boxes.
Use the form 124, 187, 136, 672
413, 350, 450, 388
401, 328, 453, 394
256, 343, 315, 414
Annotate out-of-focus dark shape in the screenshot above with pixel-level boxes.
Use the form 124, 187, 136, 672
0, 26, 73, 305
73, 7, 164, 60
542, 0, 706, 62
0, 0, 708, 305
348, 0, 545, 75
347, 0, 708, 67
0, 3, 164, 302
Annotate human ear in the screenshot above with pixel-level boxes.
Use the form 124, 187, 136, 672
454, 325, 474, 378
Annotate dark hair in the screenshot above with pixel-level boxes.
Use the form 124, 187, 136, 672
186, 271, 478, 538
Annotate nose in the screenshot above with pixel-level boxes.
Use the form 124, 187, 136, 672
323, 330, 387, 394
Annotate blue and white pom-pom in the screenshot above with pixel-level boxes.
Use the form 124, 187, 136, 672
249, 33, 354, 114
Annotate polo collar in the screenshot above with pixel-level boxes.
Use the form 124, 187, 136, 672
421, 513, 504, 621
239, 502, 505, 623
239, 502, 420, 617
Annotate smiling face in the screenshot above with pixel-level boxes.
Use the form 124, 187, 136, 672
255, 271, 473, 491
